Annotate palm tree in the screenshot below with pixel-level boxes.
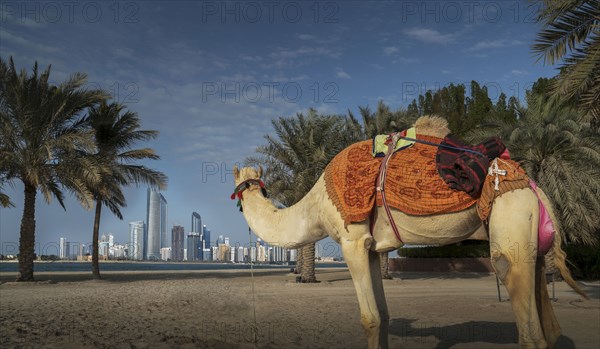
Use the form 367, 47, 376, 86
86, 101, 167, 279
247, 109, 350, 282
533, 0, 600, 125
469, 92, 600, 246
0, 57, 106, 281
512, 95, 600, 245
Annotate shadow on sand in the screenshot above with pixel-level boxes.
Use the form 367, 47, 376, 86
389, 318, 575, 349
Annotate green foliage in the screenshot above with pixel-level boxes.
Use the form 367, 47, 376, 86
246, 108, 352, 206
533, 0, 600, 124
563, 244, 600, 280
0, 56, 107, 208
407, 82, 515, 137
86, 101, 167, 218
398, 241, 490, 258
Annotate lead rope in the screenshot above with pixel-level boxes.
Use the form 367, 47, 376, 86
248, 227, 258, 348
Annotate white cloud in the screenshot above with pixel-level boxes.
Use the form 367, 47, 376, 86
511, 69, 528, 76
261, 46, 343, 69
242, 55, 263, 62
442, 70, 451, 74
0, 29, 59, 53
298, 34, 316, 40
392, 57, 418, 64
467, 39, 525, 52
335, 68, 351, 80
404, 28, 456, 44
383, 46, 399, 55
270, 46, 341, 60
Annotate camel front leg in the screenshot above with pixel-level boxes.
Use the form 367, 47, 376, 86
369, 249, 390, 346
341, 235, 388, 349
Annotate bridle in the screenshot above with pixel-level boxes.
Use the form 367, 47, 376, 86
230, 179, 268, 211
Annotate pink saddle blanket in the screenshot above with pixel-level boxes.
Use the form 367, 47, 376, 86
529, 180, 555, 256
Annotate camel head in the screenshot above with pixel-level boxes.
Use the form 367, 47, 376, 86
231, 166, 267, 210
233, 165, 263, 186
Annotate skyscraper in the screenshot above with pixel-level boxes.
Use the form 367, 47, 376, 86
186, 232, 202, 262
129, 221, 145, 260
146, 188, 167, 260
191, 212, 202, 233
59, 237, 68, 259
171, 225, 185, 262
203, 225, 211, 249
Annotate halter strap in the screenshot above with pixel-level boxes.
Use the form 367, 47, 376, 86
230, 179, 267, 210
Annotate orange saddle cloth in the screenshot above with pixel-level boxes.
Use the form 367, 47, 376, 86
324, 135, 477, 226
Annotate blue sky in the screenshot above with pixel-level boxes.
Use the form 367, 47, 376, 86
0, 1, 558, 256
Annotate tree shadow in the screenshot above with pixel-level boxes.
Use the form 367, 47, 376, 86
390, 271, 495, 280
389, 318, 576, 349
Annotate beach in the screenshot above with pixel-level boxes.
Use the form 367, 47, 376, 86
0, 269, 598, 349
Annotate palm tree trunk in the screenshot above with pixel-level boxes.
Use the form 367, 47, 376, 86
92, 201, 102, 279
295, 246, 303, 274
17, 183, 37, 281
380, 252, 392, 280
300, 243, 318, 283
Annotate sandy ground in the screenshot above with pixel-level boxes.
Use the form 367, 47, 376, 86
0, 269, 598, 349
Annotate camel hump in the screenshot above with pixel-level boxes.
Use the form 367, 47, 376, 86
414, 115, 450, 139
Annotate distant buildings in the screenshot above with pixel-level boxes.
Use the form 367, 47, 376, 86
186, 232, 202, 262
171, 225, 185, 262
128, 221, 145, 260
59, 237, 69, 260
54, 200, 301, 263
160, 247, 171, 261
191, 212, 202, 233
146, 188, 167, 260
203, 225, 211, 249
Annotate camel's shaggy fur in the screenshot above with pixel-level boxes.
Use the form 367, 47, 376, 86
414, 115, 450, 138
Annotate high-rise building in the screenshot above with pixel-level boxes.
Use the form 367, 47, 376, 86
191, 212, 202, 233
146, 188, 167, 260
99, 241, 110, 257
202, 248, 212, 262
129, 221, 145, 260
186, 232, 202, 262
171, 225, 185, 262
59, 237, 68, 259
203, 225, 211, 249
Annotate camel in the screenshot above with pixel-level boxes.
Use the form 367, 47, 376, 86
232, 116, 587, 349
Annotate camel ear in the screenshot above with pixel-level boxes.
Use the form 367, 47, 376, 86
257, 165, 263, 179
233, 165, 240, 181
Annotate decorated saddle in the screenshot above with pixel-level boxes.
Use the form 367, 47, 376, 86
323, 130, 530, 227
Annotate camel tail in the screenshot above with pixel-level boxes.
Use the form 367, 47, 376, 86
534, 186, 589, 300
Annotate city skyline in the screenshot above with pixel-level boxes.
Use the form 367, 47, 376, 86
46, 230, 301, 264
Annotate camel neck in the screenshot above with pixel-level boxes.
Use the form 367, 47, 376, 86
240, 177, 328, 249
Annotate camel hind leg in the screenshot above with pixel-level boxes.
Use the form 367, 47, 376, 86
489, 189, 547, 348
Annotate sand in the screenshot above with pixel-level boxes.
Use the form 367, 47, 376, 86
0, 269, 598, 349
